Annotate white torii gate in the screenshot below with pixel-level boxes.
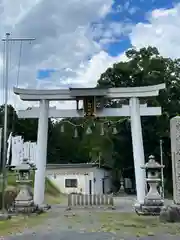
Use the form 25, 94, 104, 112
13, 84, 165, 208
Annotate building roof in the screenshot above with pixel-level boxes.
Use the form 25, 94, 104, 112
46, 163, 111, 170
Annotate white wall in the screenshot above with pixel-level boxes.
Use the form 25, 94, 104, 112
46, 167, 111, 195
93, 168, 111, 194
47, 173, 86, 194
46, 167, 93, 194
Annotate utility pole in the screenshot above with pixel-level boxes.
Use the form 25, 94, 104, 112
1, 33, 35, 212
160, 139, 164, 199
0, 128, 2, 168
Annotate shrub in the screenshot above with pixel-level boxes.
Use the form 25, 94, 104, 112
0, 190, 18, 210
45, 178, 61, 196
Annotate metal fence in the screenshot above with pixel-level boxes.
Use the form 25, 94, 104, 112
68, 193, 114, 207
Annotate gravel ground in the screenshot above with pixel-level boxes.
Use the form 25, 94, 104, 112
3, 196, 180, 240
6, 232, 180, 240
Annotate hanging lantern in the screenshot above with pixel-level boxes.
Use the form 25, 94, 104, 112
86, 126, 92, 135
107, 121, 111, 127
100, 123, 104, 136
92, 121, 96, 127
112, 126, 118, 135
74, 128, 78, 138
60, 124, 64, 133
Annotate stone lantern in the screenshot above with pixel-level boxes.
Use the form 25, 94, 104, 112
139, 155, 164, 215
11, 158, 37, 213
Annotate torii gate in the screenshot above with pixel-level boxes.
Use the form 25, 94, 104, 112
13, 83, 165, 208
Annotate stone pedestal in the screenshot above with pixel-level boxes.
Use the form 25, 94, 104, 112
118, 176, 125, 194
10, 159, 38, 214
135, 155, 164, 215
14, 184, 36, 213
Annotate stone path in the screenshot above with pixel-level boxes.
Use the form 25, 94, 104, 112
6, 232, 180, 240
3, 196, 180, 240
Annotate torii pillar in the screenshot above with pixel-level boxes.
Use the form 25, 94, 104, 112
13, 84, 165, 207
34, 100, 49, 205
130, 98, 146, 205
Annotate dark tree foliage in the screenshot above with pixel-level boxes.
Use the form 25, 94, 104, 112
98, 46, 180, 193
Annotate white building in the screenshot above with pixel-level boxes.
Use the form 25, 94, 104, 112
46, 163, 112, 195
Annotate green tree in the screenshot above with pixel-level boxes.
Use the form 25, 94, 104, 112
98, 46, 180, 193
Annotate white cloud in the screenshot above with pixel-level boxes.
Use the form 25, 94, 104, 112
0, 0, 114, 106
130, 3, 180, 59
4, 0, 180, 116
91, 21, 133, 46
5, 50, 127, 111
72, 51, 128, 87
115, 2, 139, 15
0, 0, 131, 112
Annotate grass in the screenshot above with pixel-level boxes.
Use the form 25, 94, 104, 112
6, 170, 69, 205
5, 171, 67, 205
41, 210, 180, 237
45, 193, 67, 205
93, 212, 180, 237
6, 171, 61, 196
0, 171, 67, 236
0, 213, 48, 236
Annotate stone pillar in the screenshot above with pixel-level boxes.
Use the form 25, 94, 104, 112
130, 97, 146, 205
84, 173, 89, 194
34, 100, 49, 205
90, 172, 94, 195
170, 116, 180, 204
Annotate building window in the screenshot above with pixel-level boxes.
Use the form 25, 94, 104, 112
65, 179, 78, 188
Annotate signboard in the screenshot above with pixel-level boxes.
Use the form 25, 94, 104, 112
83, 96, 96, 117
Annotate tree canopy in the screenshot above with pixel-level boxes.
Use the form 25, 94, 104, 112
98, 46, 180, 192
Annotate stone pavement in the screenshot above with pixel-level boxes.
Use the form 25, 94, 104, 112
3, 196, 179, 240
5, 232, 180, 240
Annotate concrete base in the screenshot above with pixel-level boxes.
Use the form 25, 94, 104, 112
135, 200, 164, 216
37, 204, 51, 211
134, 202, 142, 215
11, 184, 38, 214
0, 212, 11, 221
10, 203, 51, 215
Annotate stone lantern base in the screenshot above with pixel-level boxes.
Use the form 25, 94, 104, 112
10, 185, 37, 214
0, 212, 11, 220
135, 155, 165, 216
135, 199, 164, 216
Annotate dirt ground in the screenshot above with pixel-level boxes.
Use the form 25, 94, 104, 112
3, 196, 180, 240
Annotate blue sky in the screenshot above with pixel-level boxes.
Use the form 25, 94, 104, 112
37, 0, 179, 81
106, 0, 179, 56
